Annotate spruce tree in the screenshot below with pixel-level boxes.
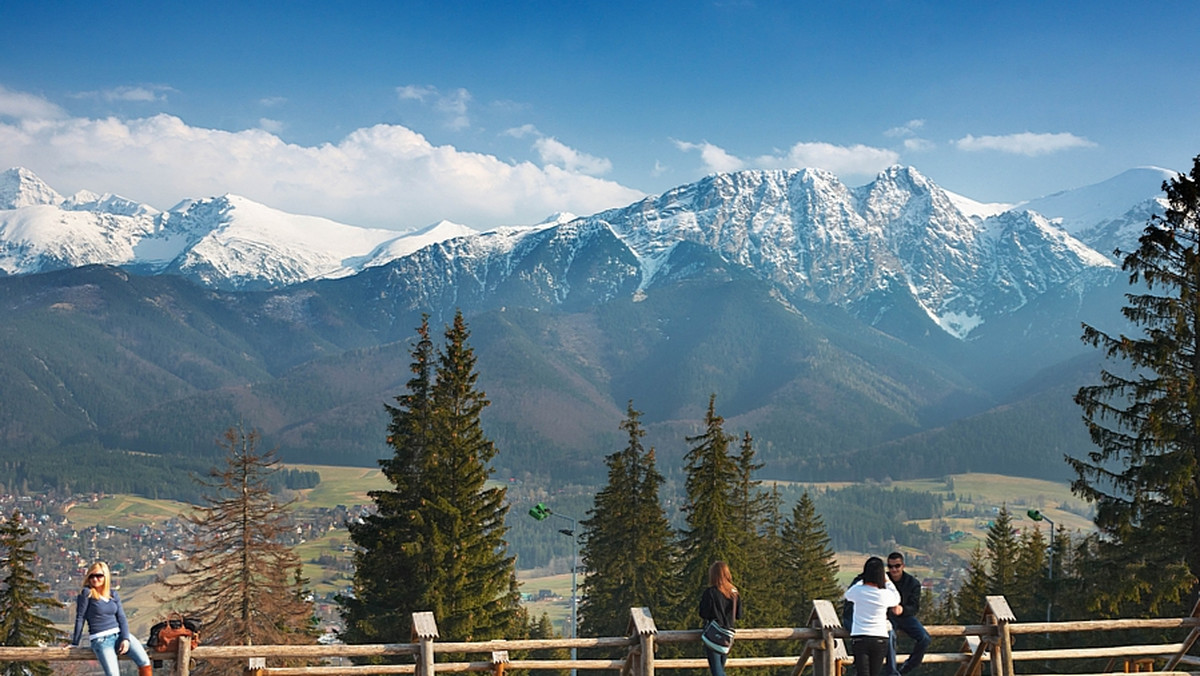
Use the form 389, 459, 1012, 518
953, 545, 991, 623
726, 431, 781, 639
1072, 154, 1200, 614
675, 394, 739, 628
755, 487, 792, 629
341, 316, 435, 645
1014, 526, 1048, 620
579, 401, 679, 637
343, 311, 520, 644
984, 505, 1020, 597
779, 493, 841, 626
162, 426, 316, 675
0, 511, 62, 676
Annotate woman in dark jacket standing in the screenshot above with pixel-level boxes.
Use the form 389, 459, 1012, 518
698, 560, 743, 676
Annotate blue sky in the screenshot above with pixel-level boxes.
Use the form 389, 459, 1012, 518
1, 1, 1197, 231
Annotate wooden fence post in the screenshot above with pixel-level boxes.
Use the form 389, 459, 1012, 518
173, 635, 191, 676
984, 596, 1016, 676
1165, 596, 1200, 671
412, 612, 438, 676
812, 599, 843, 676
627, 607, 657, 676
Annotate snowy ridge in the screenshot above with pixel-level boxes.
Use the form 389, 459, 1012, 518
0, 168, 479, 289
1019, 167, 1174, 235
0, 164, 1170, 337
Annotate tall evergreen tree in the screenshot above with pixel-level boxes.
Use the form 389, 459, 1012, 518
579, 401, 679, 637
953, 545, 991, 623
0, 511, 62, 676
1072, 154, 1200, 614
341, 316, 435, 645
778, 493, 841, 626
984, 505, 1021, 599
727, 431, 778, 634
754, 487, 792, 630
163, 427, 316, 676
343, 311, 521, 644
1014, 526, 1048, 620
675, 394, 739, 628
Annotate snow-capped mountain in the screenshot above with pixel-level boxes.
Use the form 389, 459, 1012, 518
0, 164, 1177, 481
0, 163, 1168, 337
371, 166, 1121, 339
0, 167, 475, 289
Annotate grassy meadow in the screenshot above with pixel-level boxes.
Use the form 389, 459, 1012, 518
78, 467, 1091, 636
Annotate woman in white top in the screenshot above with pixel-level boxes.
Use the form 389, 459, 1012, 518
843, 557, 901, 676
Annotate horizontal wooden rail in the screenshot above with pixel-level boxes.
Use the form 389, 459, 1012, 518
5, 596, 1200, 676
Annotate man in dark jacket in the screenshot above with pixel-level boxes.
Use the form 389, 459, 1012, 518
886, 552, 931, 674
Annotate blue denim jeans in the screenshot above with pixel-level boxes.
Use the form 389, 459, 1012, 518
90, 633, 151, 676
704, 645, 728, 676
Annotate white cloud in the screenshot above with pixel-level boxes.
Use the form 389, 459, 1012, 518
71, 85, 173, 103
505, 125, 614, 176
676, 138, 898, 177
504, 124, 539, 139
397, 85, 471, 130
533, 137, 612, 176
259, 96, 287, 107
0, 90, 644, 230
955, 132, 1097, 156
760, 142, 900, 175
436, 88, 471, 130
673, 140, 745, 173
104, 86, 166, 102
0, 86, 66, 120
885, 119, 925, 138
258, 118, 285, 134
396, 85, 436, 102
904, 137, 936, 152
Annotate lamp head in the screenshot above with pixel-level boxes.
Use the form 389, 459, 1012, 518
529, 503, 550, 521
1027, 509, 1044, 521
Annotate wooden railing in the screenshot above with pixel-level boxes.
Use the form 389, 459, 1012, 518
4, 596, 1200, 676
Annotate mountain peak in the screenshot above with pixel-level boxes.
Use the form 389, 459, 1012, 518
0, 167, 64, 209
1018, 167, 1173, 235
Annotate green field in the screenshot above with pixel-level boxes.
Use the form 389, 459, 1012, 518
71, 468, 1092, 636
288, 464, 390, 509
64, 494, 192, 529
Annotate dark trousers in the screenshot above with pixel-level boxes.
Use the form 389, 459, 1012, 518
704, 645, 728, 676
852, 636, 890, 676
891, 616, 932, 673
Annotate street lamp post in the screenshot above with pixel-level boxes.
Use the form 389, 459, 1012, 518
530, 503, 577, 676
1027, 509, 1055, 621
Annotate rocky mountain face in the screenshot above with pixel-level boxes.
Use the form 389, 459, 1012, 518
0, 164, 1175, 484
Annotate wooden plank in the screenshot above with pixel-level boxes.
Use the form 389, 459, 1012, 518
1166, 597, 1200, 671
412, 612, 439, 640
628, 608, 658, 637
985, 597, 1016, 623
810, 600, 841, 630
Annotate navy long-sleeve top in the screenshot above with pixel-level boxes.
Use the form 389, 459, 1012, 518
71, 590, 130, 646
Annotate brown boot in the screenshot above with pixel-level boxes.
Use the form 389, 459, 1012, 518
139, 664, 154, 676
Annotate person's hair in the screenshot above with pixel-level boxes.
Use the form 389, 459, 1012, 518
888, 552, 904, 563
84, 561, 112, 600
708, 560, 736, 598
862, 556, 887, 587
